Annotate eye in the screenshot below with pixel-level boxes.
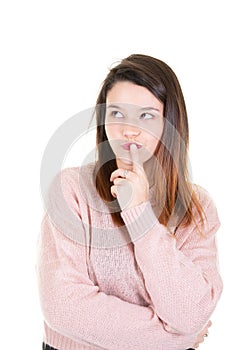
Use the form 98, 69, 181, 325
140, 113, 154, 120
111, 111, 124, 118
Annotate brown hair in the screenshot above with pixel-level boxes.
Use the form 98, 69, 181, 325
94, 54, 204, 231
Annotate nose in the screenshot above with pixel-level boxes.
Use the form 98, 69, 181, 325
123, 126, 141, 140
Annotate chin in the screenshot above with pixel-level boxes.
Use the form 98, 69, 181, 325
116, 158, 133, 169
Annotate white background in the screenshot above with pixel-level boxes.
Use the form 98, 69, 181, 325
0, 0, 232, 349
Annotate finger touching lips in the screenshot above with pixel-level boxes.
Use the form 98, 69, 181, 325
129, 143, 141, 171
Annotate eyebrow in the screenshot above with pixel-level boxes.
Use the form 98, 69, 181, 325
106, 104, 161, 112
140, 106, 161, 112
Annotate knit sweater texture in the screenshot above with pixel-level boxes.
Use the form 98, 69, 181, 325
37, 162, 223, 350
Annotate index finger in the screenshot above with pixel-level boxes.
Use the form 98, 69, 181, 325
129, 143, 142, 173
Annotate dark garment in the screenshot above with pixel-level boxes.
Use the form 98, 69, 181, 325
42, 342, 194, 350
42, 343, 195, 350
42, 343, 58, 350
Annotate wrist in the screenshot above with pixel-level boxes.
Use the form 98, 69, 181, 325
120, 201, 158, 242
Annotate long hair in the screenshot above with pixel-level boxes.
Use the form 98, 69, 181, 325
94, 54, 204, 230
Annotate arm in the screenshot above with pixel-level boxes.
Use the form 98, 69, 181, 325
120, 188, 223, 335
36, 167, 198, 350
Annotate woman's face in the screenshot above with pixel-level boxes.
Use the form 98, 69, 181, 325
105, 81, 164, 169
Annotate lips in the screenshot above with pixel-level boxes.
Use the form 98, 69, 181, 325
121, 142, 142, 151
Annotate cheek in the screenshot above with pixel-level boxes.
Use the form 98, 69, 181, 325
104, 125, 120, 154
146, 124, 164, 150
147, 138, 159, 154
105, 124, 121, 140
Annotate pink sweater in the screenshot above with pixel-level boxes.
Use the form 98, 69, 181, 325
37, 162, 223, 350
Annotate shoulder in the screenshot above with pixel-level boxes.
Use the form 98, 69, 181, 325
49, 162, 96, 194
192, 184, 218, 210
43, 162, 97, 243
192, 184, 220, 230
59, 162, 96, 185
192, 184, 215, 205
45, 162, 97, 212
175, 185, 221, 246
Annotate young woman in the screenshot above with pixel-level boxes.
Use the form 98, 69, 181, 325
37, 54, 223, 350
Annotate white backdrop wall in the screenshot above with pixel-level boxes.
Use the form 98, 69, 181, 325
0, 1, 232, 349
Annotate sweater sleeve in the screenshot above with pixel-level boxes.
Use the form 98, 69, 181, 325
120, 188, 223, 335
36, 167, 198, 350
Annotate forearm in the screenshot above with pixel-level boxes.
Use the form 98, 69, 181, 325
37, 215, 197, 350
121, 201, 223, 334
38, 267, 197, 350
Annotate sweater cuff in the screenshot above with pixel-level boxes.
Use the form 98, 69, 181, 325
120, 201, 163, 242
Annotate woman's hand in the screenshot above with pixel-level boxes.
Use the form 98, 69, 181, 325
110, 144, 149, 210
192, 320, 212, 348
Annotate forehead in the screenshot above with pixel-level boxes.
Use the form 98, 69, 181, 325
106, 81, 163, 112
